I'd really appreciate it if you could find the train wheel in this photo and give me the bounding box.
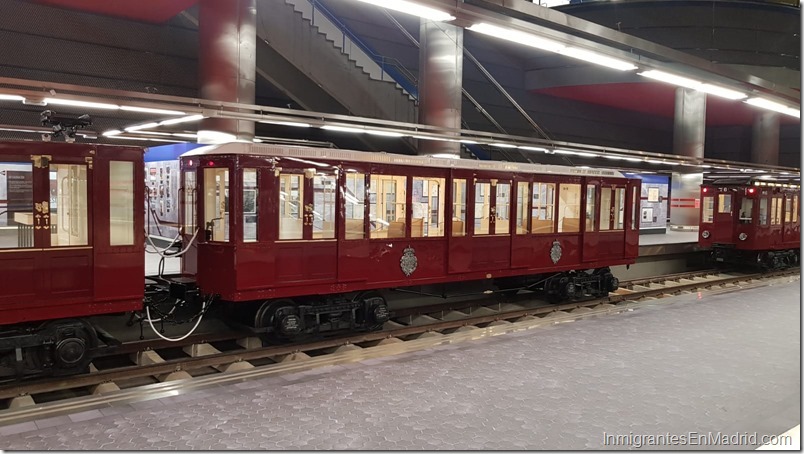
[354,291,390,331]
[254,299,303,343]
[33,319,98,376]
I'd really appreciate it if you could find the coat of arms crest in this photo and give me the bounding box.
[550,240,562,264]
[400,246,418,276]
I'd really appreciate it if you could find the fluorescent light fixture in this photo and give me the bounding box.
[468,23,565,53]
[638,70,701,90]
[604,155,622,160]
[430,153,461,159]
[698,84,746,100]
[560,47,637,71]
[44,98,119,110]
[253,138,263,143]
[491,143,517,148]
[459,139,479,144]
[353,0,455,21]
[518,146,549,152]
[321,125,366,134]
[102,130,123,137]
[412,135,439,141]
[575,151,598,158]
[159,114,204,126]
[129,131,174,136]
[554,149,577,155]
[622,157,642,162]
[260,120,312,128]
[120,106,186,115]
[745,97,800,118]
[109,136,183,144]
[0,94,25,101]
[172,133,198,139]
[197,130,236,144]
[365,129,404,137]
[646,159,665,164]
[125,122,159,132]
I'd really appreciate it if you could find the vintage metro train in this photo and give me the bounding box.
[698,181,800,268]
[0,141,641,375]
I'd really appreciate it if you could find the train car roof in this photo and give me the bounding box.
[182,142,628,179]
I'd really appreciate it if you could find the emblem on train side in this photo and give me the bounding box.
[400,246,418,277]
[550,240,562,264]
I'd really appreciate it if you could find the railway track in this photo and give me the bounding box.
[0,267,798,423]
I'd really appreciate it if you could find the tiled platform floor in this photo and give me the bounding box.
[1,278,799,450]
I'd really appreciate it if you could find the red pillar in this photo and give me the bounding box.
[198,0,256,143]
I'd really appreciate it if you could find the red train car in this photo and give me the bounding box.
[698,181,800,268]
[177,143,641,337]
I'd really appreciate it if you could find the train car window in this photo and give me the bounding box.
[759,198,769,225]
[369,175,407,239]
[585,185,595,232]
[204,168,230,242]
[600,187,612,231]
[495,182,510,235]
[793,196,799,223]
[412,177,445,237]
[109,161,134,246]
[558,184,581,233]
[452,179,466,237]
[531,182,555,234]
[784,197,792,223]
[278,173,303,240]
[770,197,779,225]
[702,196,714,223]
[739,198,753,223]
[717,194,732,214]
[474,181,491,235]
[516,182,529,234]
[312,174,336,239]
[243,169,258,242]
[631,186,638,230]
[183,171,196,235]
[615,187,625,230]
[774,197,783,225]
[344,173,365,239]
[50,164,88,246]
[0,162,33,249]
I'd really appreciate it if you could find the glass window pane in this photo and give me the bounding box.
[474,181,490,235]
[51,164,88,246]
[775,197,783,225]
[631,186,638,230]
[370,175,407,239]
[771,197,778,225]
[495,182,510,235]
[531,182,555,234]
[793,196,798,223]
[739,198,753,223]
[516,182,529,235]
[585,185,595,232]
[312,173,336,239]
[452,179,466,237]
[784,197,792,223]
[759,198,769,225]
[344,173,365,239]
[204,168,229,242]
[600,187,612,231]
[110,161,134,246]
[412,177,445,237]
[558,184,581,233]
[183,171,196,234]
[718,194,732,214]
[278,173,303,240]
[702,196,714,223]
[0,162,33,249]
[243,169,258,242]
[615,187,625,230]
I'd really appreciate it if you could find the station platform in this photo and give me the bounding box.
[1,275,798,449]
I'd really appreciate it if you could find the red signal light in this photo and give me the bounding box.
[748,188,755,194]
[702,187,708,193]
[207,160,214,167]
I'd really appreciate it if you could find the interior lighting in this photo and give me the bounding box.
[468,23,565,53]
[102,130,123,137]
[353,0,455,21]
[44,98,119,110]
[575,151,598,158]
[745,97,800,118]
[622,157,642,162]
[559,47,637,71]
[491,143,518,148]
[518,146,549,152]
[197,130,236,144]
[321,125,366,134]
[412,135,439,140]
[554,149,577,155]
[172,133,198,139]
[260,120,312,128]
[125,122,159,132]
[603,155,622,160]
[120,106,186,115]
[159,114,204,126]
[0,94,25,101]
[365,129,405,137]
[638,70,701,90]
[697,84,747,100]
[431,153,461,159]
[459,139,479,144]
[106,136,183,143]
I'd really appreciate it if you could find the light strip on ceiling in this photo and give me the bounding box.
[321,125,366,134]
[468,23,565,53]
[491,143,518,148]
[365,129,405,137]
[259,120,312,128]
[559,47,637,71]
[353,0,455,21]
[159,114,204,126]
[120,106,187,115]
[518,146,549,152]
[44,98,119,110]
[125,122,159,132]
[745,97,800,118]
[638,70,701,90]
[0,94,25,101]
[697,84,747,100]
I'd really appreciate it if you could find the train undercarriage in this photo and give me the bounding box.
[711,245,800,270]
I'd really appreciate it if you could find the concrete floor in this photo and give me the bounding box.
[3,276,797,450]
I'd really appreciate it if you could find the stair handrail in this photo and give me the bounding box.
[306,0,419,99]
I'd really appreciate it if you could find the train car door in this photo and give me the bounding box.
[338,168,370,282]
[467,173,511,271]
[713,189,735,240]
[35,153,94,304]
[447,169,472,273]
[624,178,641,257]
[581,179,599,262]
[781,193,798,245]
[510,177,532,269]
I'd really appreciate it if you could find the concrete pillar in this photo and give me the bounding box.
[673,88,707,159]
[417,20,463,157]
[751,111,780,166]
[198,0,256,143]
